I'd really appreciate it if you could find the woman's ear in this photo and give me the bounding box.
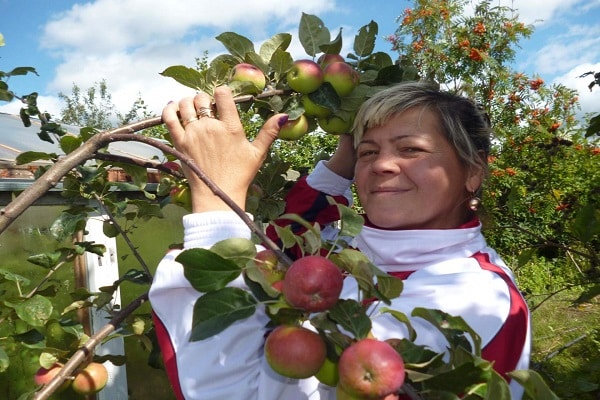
[465,151,486,193]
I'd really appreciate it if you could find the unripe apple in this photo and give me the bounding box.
[170,184,192,211]
[230,63,266,94]
[318,53,345,69]
[318,114,353,135]
[278,114,309,141]
[323,62,360,96]
[72,362,109,395]
[264,325,327,379]
[251,249,286,285]
[282,255,343,312]
[34,363,71,392]
[286,59,324,94]
[314,356,339,387]
[302,95,332,118]
[338,339,405,399]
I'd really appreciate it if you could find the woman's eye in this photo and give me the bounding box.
[358,150,377,158]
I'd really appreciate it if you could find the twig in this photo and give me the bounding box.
[33,292,149,400]
[542,333,588,362]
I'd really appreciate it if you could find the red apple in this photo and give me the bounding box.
[264,325,326,379]
[338,339,405,399]
[318,53,345,69]
[323,62,360,96]
[278,114,309,141]
[34,363,71,392]
[302,95,332,118]
[230,63,266,94]
[336,384,400,400]
[72,362,109,395]
[286,59,323,94]
[282,255,343,312]
[318,114,353,135]
[251,249,286,284]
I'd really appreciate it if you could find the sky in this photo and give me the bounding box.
[1,0,599,122]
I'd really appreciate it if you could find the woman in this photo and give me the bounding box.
[149,81,531,399]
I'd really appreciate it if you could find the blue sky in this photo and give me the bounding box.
[1,0,599,119]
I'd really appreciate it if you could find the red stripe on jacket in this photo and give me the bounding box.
[152,312,185,400]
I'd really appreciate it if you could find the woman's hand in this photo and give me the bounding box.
[162,86,288,213]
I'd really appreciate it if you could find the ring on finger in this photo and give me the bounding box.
[182,116,200,127]
[197,106,216,119]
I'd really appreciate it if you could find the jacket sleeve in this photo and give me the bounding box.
[148,211,330,400]
[266,161,354,258]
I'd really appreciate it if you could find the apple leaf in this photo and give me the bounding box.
[328,299,372,339]
[569,203,600,243]
[298,13,330,57]
[376,274,403,300]
[319,28,343,55]
[9,295,53,327]
[482,371,513,399]
[379,308,416,342]
[259,33,292,65]
[328,197,364,238]
[244,51,268,75]
[394,339,442,367]
[177,248,242,292]
[190,287,257,341]
[353,20,378,58]
[269,48,294,81]
[15,150,58,165]
[210,238,257,268]
[59,134,82,154]
[215,32,255,62]
[160,65,205,91]
[308,84,341,112]
[419,361,493,395]
[412,308,482,355]
[585,113,600,137]
[508,370,560,400]
[204,59,231,93]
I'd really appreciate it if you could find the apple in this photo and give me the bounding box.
[314,356,339,387]
[286,59,324,94]
[230,63,266,94]
[323,62,360,96]
[302,95,332,118]
[338,339,405,399]
[72,362,109,395]
[278,114,309,141]
[318,114,353,135]
[34,363,71,392]
[336,384,400,400]
[251,249,286,284]
[282,255,343,312]
[264,325,326,379]
[170,184,192,211]
[318,53,345,69]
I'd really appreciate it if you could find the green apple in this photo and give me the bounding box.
[230,63,266,94]
[318,115,353,135]
[318,53,345,69]
[314,356,339,387]
[323,62,360,96]
[278,114,309,141]
[286,60,323,94]
[302,95,332,118]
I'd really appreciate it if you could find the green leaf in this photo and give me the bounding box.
[422,361,492,394]
[177,248,242,292]
[483,371,512,399]
[376,274,403,300]
[569,203,599,243]
[573,283,600,304]
[12,295,53,327]
[15,151,58,165]
[0,346,9,373]
[319,28,343,55]
[508,370,560,400]
[210,238,257,268]
[412,308,481,355]
[269,48,294,80]
[585,113,600,137]
[328,196,364,238]
[353,20,378,57]
[0,268,31,286]
[7,66,38,77]
[379,308,416,342]
[27,251,63,269]
[190,287,257,341]
[328,299,372,339]
[259,33,292,64]
[160,65,205,91]
[59,134,82,154]
[216,32,255,62]
[298,13,330,57]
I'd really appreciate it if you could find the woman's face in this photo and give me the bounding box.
[354,107,481,230]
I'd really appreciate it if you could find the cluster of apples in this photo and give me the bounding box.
[250,251,406,399]
[229,54,360,140]
[34,361,109,396]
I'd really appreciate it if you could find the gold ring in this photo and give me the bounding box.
[182,116,199,127]
[197,107,216,119]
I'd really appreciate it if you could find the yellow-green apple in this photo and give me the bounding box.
[278,114,309,141]
[323,62,360,96]
[338,339,405,399]
[170,183,192,211]
[286,60,323,94]
[251,249,286,285]
[314,356,339,386]
[230,63,266,94]
[318,114,353,135]
[264,325,327,379]
[282,255,343,312]
[302,95,332,118]
[34,363,71,392]
[72,362,109,395]
[318,53,345,69]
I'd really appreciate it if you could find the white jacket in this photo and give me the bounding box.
[149,162,531,399]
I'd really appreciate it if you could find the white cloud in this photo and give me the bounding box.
[552,63,600,119]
